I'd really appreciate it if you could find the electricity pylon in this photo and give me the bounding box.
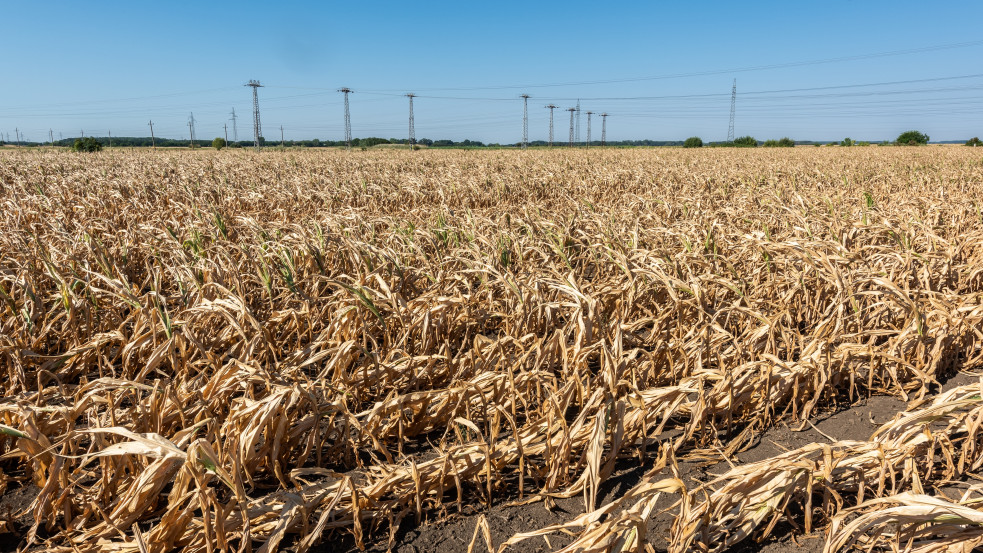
[245,80,264,149]
[545,104,558,147]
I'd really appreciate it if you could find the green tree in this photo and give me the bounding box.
[895,130,929,145]
[71,137,102,152]
[966,137,982,147]
[733,136,758,147]
[840,137,854,147]
[764,137,794,147]
[683,136,703,148]
[212,137,227,150]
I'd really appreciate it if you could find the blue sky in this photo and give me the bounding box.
[2,1,982,143]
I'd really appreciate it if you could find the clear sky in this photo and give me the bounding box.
[2,1,982,143]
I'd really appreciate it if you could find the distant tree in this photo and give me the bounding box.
[857,141,871,146]
[733,136,758,147]
[360,137,391,147]
[764,137,795,147]
[212,137,227,150]
[840,137,854,147]
[896,130,929,145]
[417,138,434,146]
[683,136,703,148]
[71,137,102,152]
[966,137,982,147]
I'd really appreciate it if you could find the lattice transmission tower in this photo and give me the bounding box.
[406,93,416,149]
[601,113,608,146]
[245,80,264,149]
[566,108,576,147]
[575,99,581,143]
[586,111,593,148]
[727,79,736,142]
[230,108,239,144]
[520,94,530,149]
[545,104,558,147]
[339,88,353,149]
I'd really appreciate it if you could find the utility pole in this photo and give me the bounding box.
[14,128,19,146]
[586,111,593,149]
[230,108,239,144]
[406,93,416,149]
[566,107,576,147]
[520,94,530,149]
[575,99,581,144]
[280,125,284,147]
[245,80,264,149]
[727,79,737,142]
[81,130,84,138]
[224,123,229,146]
[108,130,112,148]
[148,120,155,149]
[188,121,194,148]
[339,87,353,149]
[601,113,608,146]
[49,129,54,146]
[545,104,558,147]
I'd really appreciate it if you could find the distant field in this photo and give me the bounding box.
[2,147,983,553]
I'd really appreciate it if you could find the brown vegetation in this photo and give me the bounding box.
[1,147,982,552]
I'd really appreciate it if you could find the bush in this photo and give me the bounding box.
[762,137,794,148]
[896,130,929,145]
[71,137,102,152]
[212,137,227,150]
[733,136,758,147]
[966,137,982,147]
[683,136,703,148]
[840,138,854,147]
[857,141,871,146]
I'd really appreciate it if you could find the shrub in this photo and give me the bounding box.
[212,137,227,150]
[733,136,758,147]
[857,141,871,146]
[683,137,703,148]
[966,137,982,147]
[71,137,102,152]
[841,138,854,147]
[896,130,929,145]
[766,137,796,148]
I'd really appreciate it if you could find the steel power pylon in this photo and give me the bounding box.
[575,99,581,143]
[245,80,264,149]
[339,88,353,149]
[601,113,609,146]
[545,104,558,147]
[188,112,197,148]
[586,111,593,149]
[230,108,239,144]
[727,79,736,142]
[566,108,576,147]
[406,93,416,149]
[520,94,530,149]
[148,120,155,148]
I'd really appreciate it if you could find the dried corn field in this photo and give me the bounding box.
[2,146,983,553]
